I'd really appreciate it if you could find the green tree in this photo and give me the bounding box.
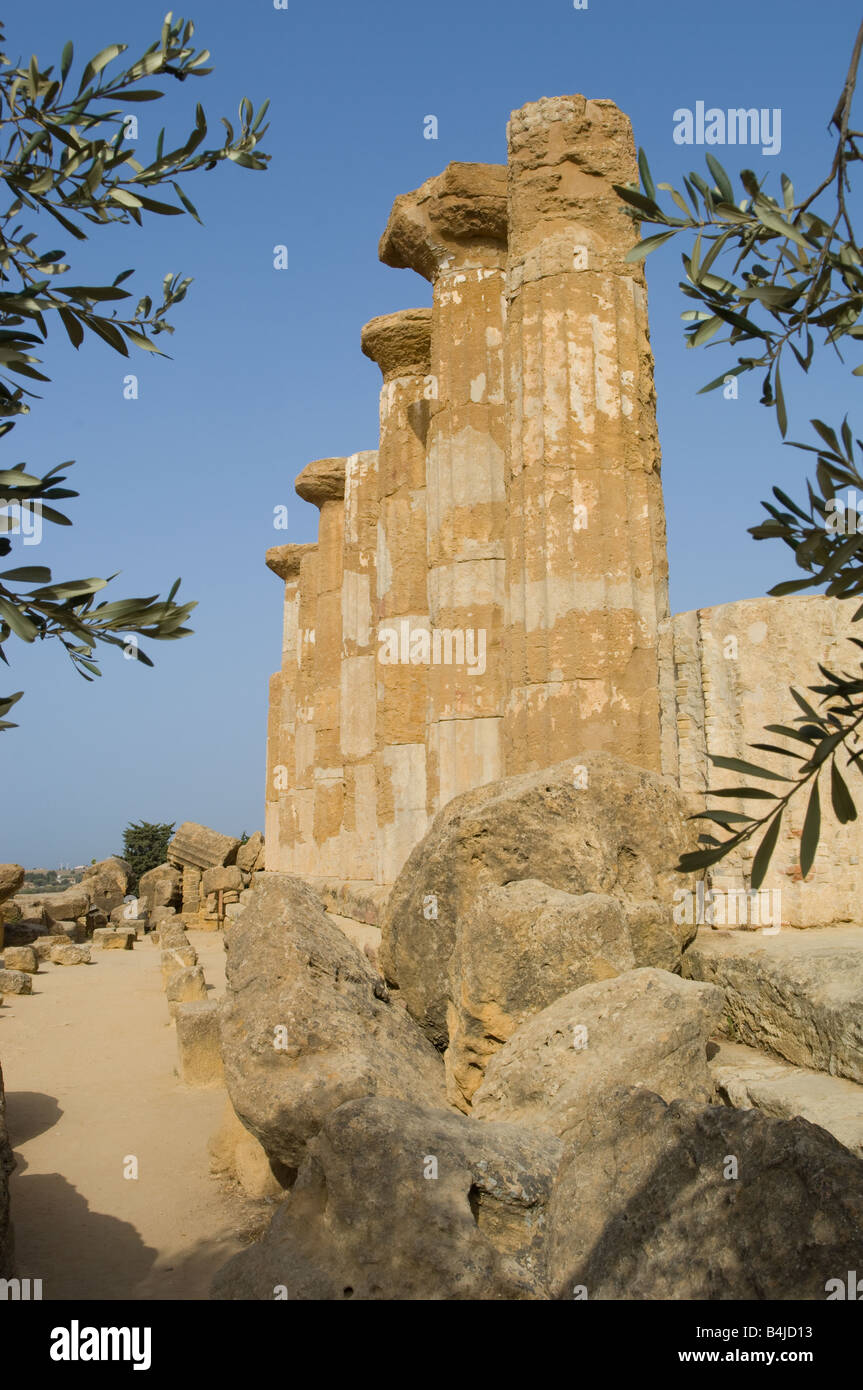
[121,819,175,892]
[616,20,863,885]
[0,12,270,729]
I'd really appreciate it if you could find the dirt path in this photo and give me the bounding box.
[1,929,255,1300]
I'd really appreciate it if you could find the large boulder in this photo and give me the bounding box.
[381,753,697,1048]
[39,890,90,925]
[0,865,24,903]
[168,823,239,870]
[79,857,131,911]
[0,1058,14,1277]
[445,881,635,1109]
[212,1095,561,1300]
[473,968,723,1137]
[545,1087,863,1300]
[220,874,446,1175]
[236,832,264,875]
[137,863,181,915]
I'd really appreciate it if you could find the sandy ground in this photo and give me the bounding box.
[1,928,261,1300]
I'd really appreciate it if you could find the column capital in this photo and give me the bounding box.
[379,162,507,281]
[265,542,315,581]
[361,308,432,382]
[295,457,346,508]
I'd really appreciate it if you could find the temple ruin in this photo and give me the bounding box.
[263,93,863,923]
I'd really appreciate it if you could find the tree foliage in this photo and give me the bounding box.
[614,20,863,884]
[121,818,175,892]
[0,13,270,727]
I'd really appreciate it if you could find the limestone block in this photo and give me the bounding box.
[167,965,207,1019]
[208,1098,284,1200]
[40,891,89,924]
[473,968,724,1136]
[138,862,181,913]
[168,823,240,871]
[175,1000,224,1087]
[50,944,91,966]
[33,933,72,960]
[80,857,131,910]
[160,944,198,987]
[2,946,37,974]
[0,865,24,903]
[202,865,243,896]
[236,832,264,874]
[92,927,131,950]
[668,595,863,926]
[0,970,31,995]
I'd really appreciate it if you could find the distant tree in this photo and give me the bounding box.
[121,819,174,891]
[0,13,270,729]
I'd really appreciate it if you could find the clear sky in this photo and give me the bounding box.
[1,0,857,866]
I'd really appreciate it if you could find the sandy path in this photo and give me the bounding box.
[1,929,251,1300]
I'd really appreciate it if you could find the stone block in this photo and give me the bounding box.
[50,944,91,966]
[0,969,31,995]
[175,1000,223,1087]
[167,966,208,1019]
[2,946,37,974]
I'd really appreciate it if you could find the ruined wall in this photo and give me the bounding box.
[667,595,863,926]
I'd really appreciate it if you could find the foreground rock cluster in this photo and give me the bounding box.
[214,753,863,1300]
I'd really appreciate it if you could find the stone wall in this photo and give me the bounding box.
[665,595,863,926]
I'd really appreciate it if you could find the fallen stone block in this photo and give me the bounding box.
[208,1097,284,1200]
[2,946,38,974]
[211,1095,562,1300]
[50,944,91,966]
[167,965,207,1018]
[221,874,446,1174]
[0,969,32,995]
[160,944,198,988]
[92,927,132,950]
[473,968,724,1139]
[33,933,72,960]
[545,1087,863,1300]
[176,1000,223,1087]
[202,865,243,896]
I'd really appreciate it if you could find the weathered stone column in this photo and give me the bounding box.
[380,163,508,814]
[264,543,315,872]
[361,309,433,885]
[290,543,319,876]
[340,449,379,881]
[503,96,671,775]
[296,458,347,878]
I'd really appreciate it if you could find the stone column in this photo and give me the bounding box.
[340,449,379,881]
[361,309,433,885]
[290,543,319,876]
[264,543,315,873]
[296,457,348,878]
[380,162,508,815]
[503,96,671,776]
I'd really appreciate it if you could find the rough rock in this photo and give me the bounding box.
[382,752,697,1047]
[50,944,91,966]
[445,880,635,1109]
[138,862,181,913]
[682,925,863,1083]
[0,1058,15,1277]
[473,968,723,1138]
[80,857,130,910]
[545,1087,863,1300]
[220,874,446,1173]
[0,970,31,996]
[0,865,24,902]
[212,1095,561,1300]
[236,833,263,875]
[161,944,198,987]
[2,946,37,974]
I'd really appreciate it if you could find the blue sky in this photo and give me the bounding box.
[1,0,857,865]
